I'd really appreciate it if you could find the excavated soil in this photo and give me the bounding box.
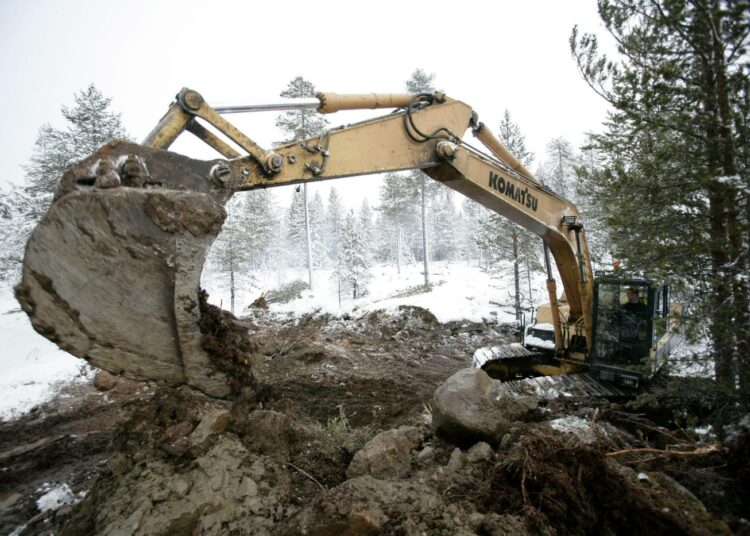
[1,304,748,535]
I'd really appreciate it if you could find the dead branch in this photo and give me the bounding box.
[272,458,327,492]
[606,443,723,458]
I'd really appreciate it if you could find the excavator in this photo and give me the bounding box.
[16,88,684,399]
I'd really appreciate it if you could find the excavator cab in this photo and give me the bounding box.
[589,276,671,386]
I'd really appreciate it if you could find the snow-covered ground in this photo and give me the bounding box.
[202,260,547,325]
[0,286,92,421]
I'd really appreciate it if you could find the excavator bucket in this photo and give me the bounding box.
[15,141,236,398]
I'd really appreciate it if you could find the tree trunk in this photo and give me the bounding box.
[702,52,735,387]
[229,245,236,315]
[512,227,521,323]
[396,218,402,275]
[710,4,749,406]
[303,184,313,290]
[421,175,430,286]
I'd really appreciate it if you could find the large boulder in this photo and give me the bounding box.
[432,368,538,447]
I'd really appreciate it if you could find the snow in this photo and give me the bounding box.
[202,260,542,325]
[524,334,556,350]
[35,482,84,512]
[472,344,527,369]
[0,285,92,421]
[549,415,604,443]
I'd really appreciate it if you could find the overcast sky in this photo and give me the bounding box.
[0,0,614,207]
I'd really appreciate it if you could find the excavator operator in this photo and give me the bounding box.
[622,286,648,315]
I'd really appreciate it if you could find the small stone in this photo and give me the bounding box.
[446,448,464,471]
[499,433,513,450]
[467,512,485,530]
[416,446,435,461]
[165,421,194,439]
[189,410,232,454]
[234,477,258,499]
[169,475,191,496]
[466,442,493,463]
[210,469,226,491]
[93,370,118,391]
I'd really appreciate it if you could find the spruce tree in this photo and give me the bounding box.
[207,196,251,314]
[285,188,307,271]
[488,110,543,321]
[378,172,419,273]
[538,137,578,202]
[358,199,375,263]
[241,190,280,275]
[325,187,344,266]
[335,210,372,300]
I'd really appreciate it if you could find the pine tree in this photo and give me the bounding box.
[2,85,129,283]
[275,76,329,289]
[275,77,328,143]
[24,84,129,212]
[571,0,750,404]
[405,68,436,94]
[405,68,440,285]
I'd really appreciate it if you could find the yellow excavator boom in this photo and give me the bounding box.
[17,88,594,397]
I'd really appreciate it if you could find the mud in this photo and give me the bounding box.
[2,309,747,535]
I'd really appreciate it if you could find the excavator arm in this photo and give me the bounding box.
[18,88,593,398]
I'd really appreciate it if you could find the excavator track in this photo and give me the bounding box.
[473,344,652,400]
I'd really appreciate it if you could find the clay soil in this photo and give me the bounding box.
[1,306,748,535]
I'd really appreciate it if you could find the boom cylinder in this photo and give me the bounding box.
[316,93,416,114]
[472,123,539,184]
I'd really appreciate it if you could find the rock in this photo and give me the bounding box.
[432,368,538,447]
[396,425,425,448]
[446,448,465,471]
[467,512,486,531]
[93,370,118,391]
[416,446,435,461]
[189,409,232,455]
[69,435,290,535]
[240,410,297,459]
[346,429,413,479]
[162,421,194,456]
[466,441,493,463]
[285,476,443,534]
[499,433,513,450]
[480,513,530,536]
